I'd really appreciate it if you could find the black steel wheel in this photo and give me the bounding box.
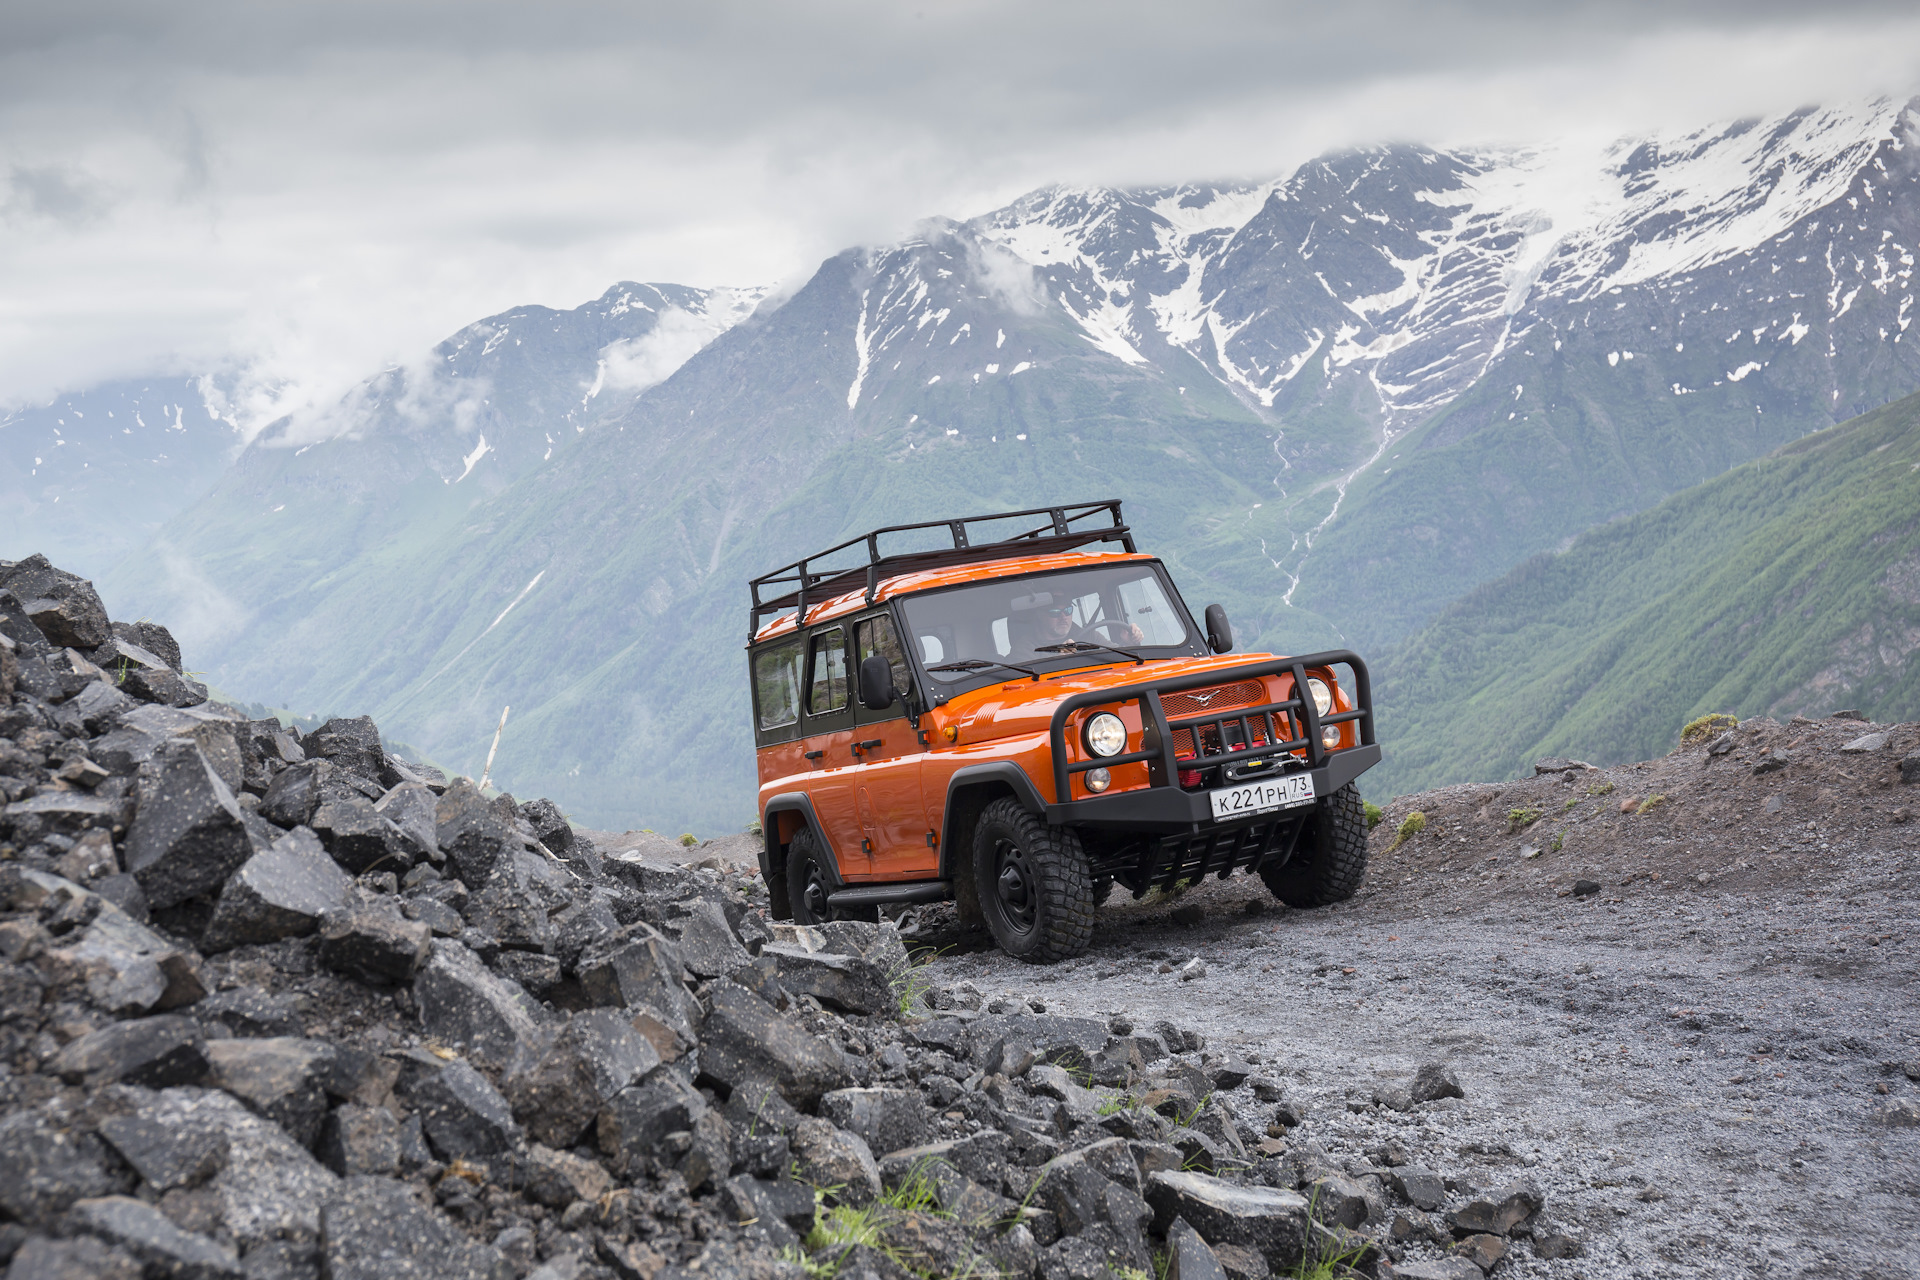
[785,827,836,925]
[1260,781,1369,907]
[971,798,1094,963]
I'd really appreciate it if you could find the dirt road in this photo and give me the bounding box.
[907,718,1920,1278]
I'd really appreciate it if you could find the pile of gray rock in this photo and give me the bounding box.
[0,554,1556,1280]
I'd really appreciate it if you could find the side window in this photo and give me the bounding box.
[753,639,804,730]
[856,614,910,695]
[806,628,849,715]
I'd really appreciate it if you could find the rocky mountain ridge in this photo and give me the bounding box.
[75,96,1920,832]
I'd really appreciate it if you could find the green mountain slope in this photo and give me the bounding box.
[1372,390,1920,798]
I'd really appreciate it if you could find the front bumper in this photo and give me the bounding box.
[1043,649,1380,835]
[1047,742,1381,832]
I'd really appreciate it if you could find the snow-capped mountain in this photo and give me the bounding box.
[96,97,1920,834]
[958,99,1920,644]
[0,377,239,574]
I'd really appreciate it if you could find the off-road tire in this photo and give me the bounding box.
[972,798,1094,963]
[1260,782,1368,908]
[786,827,837,925]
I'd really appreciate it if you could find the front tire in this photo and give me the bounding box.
[786,827,836,925]
[972,798,1094,963]
[1260,782,1368,907]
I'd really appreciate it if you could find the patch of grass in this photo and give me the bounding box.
[1507,806,1543,832]
[678,833,699,847]
[1587,780,1615,796]
[1363,800,1384,830]
[1549,830,1564,853]
[1680,712,1738,745]
[1562,797,1578,811]
[1385,810,1426,852]
[888,946,946,1018]
[1096,1092,1138,1117]
[804,1201,887,1254]
[1637,793,1668,815]
[779,1245,839,1279]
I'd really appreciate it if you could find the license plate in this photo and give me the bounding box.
[1209,773,1315,821]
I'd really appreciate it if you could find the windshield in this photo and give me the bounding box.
[899,563,1196,683]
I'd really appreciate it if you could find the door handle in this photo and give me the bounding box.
[804,750,824,761]
[852,739,883,757]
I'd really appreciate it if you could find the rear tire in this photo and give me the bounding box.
[972,798,1094,963]
[1260,782,1368,908]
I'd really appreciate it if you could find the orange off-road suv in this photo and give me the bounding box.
[747,501,1380,963]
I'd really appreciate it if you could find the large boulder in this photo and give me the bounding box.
[123,743,258,910]
[435,778,515,888]
[699,981,852,1110]
[1145,1171,1309,1270]
[205,1038,340,1150]
[392,1054,519,1160]
[33,873,204,1014]
[597,1071,710,1174]
[575,924,699,1040]
[258,759,332,828]
[48,1014,210,1089]
[122,1088,340,1249]
[0,1110,126,1226]
[316,904,431,984]
[311,796,412,876]
[820,1087,935,1158]
[112,619,183,671]
[413,939,552,1072]
[0,554,112,649]
[303,716,385,782]
[68,1195,245,1279]
[505,1008,662,1149]
[319,1176,506,1280]
[790,1117,881,1205]
[98,1112,229,1190]
[201,826,353,953]
[375,782,439,863]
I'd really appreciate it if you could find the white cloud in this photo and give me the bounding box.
[0,3,1914,416]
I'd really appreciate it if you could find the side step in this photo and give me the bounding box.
[826,880,952,908]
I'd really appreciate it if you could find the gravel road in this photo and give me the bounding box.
[904,722,1920,1279]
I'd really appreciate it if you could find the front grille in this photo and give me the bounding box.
[1161,680,1264,718]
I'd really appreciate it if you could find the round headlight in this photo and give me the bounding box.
[1321,726,1342,749]
[1084,712,1127,757]
[1307,677,1334,717]
[1085,767,1112,793]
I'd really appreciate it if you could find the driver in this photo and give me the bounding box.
[1033,599,1145,648]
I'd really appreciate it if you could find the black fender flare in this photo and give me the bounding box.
[760,792,846,890]
[937,763,1048,879]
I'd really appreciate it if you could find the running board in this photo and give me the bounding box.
[827,880,952,907]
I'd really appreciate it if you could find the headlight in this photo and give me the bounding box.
[1085,767,1112,793]
[1084,712,1127,757]
[1321,726,1342,749]
[1307,677,1334,717]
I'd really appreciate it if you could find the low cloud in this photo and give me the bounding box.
[596,302,737,394]
[4,163,115,226]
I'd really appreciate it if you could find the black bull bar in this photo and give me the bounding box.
[1042,651,1381,897]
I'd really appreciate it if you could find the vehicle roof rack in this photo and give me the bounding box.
[748,500,1136,642]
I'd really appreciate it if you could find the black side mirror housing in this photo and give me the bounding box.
[1204,604,1233,654]
[858,654,897,711]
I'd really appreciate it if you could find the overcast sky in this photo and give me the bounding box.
[4,0,1917,430]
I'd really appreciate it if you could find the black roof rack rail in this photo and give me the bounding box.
[747,500,1136,643]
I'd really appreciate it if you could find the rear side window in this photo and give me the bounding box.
[753,639,803,729]
[807,628,849,715]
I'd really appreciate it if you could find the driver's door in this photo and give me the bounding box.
[851,612,935,881]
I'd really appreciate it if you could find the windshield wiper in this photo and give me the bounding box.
[1033,640,1145,665]
[926,658,1042,681]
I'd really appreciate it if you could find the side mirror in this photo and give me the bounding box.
[1204,604,1233,654]
[858,654,897,711]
